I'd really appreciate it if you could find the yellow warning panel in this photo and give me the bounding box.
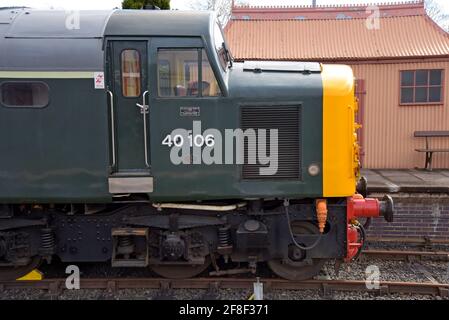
[16,269,43,281]
[321,64,357,197]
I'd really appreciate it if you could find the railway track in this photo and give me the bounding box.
[0,277,448,298]
[366,237,449,245]
[361,249,449,261]
[1,246,447,299]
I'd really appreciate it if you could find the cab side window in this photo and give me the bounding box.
[121,49,141,97]
[157,49,221,97]
[158,49,198,97]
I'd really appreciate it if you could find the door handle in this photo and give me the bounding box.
[136,103,149,114]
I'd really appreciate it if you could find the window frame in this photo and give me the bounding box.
[0,81,50,109]
[156,47,222,99]
[399,69,444,106]
[158,59,171,97]
[200,48,222,98]
[120,48,142,98]
[214,23,229,71]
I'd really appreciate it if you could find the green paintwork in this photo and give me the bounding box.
[0,78,111,203]
[0,35,323,204]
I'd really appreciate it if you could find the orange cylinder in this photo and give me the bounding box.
[316,199,328,234]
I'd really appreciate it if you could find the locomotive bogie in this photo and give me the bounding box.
[0,200,348,279]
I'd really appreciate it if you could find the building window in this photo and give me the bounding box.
[400,69,443,105]
[121,49,141,97]
[1,82,49,108]
[157,49,221,97]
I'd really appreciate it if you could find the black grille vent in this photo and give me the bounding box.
[241,106,301,180]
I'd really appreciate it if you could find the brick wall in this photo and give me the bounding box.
[365,194,449,240]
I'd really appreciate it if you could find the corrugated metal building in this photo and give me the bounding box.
[225,1,449,169]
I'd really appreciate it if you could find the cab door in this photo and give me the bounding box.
[148,38,226,199]
[107,40,153,194]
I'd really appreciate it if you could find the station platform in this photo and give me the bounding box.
[362,169,449,240]
[363,169,449,194]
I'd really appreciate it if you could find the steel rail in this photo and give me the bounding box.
[0,278,448,297]
[366,237,449,245]
[362,249,449,261]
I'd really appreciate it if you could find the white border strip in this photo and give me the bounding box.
[0,71,96,79]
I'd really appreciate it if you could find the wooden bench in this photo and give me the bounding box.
[414,131,449,170]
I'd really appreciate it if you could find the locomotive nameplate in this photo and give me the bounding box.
[180,106,200,117]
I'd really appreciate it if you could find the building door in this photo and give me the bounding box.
[107,40,153,194]
[355,79,366,167]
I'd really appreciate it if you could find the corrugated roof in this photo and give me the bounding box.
[231,1,425,20]
[225,15,449,61]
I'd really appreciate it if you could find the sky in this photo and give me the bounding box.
[0,0,448,14]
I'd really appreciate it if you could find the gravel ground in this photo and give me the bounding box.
[1,287,447,300]
[320,259,449,283]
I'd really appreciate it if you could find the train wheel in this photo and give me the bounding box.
[0,256,42,281]
[150,257,211,279]
[268,222,327,281]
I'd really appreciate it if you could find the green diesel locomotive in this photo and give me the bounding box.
[0,8,393,281]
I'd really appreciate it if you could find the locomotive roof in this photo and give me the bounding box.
[0,9,213,38]
[105,10,213,37]
[0,9,214,71]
